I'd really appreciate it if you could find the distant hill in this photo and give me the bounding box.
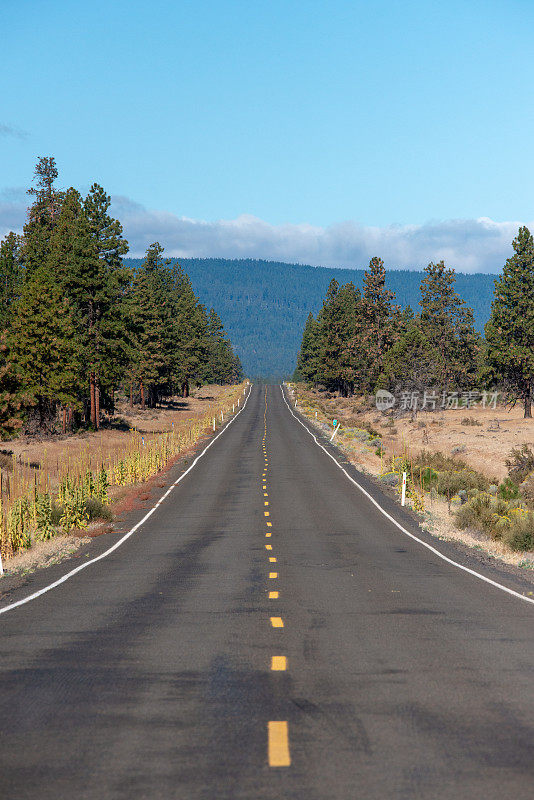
[125,258,497,380]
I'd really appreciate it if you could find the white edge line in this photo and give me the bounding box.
[0,386,253,616]
[280,384,534,607]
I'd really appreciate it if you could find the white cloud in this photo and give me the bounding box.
[0,191,528,274]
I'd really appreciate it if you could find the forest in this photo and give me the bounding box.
[295,228,534,418]
[0,158,242,439]
[142,257,499,380]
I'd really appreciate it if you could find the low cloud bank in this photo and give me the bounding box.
[0,191,528,274]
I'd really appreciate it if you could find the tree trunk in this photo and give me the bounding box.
[62,407,67,434]
[129,382,133,408]
[182,380,189,398]
[525,387,532,418]
[140,380,145,410]
[90,372,97,428]
[95,384,100,430]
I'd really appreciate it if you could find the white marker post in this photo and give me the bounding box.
[233,404,235,413]
[401,471,407,506]
[0,553,3,577]
[238,398,240,407]
[330,422,341,442]
[221,411,223,422]
[213,417,215,431]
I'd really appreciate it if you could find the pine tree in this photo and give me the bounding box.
[0,333,30,438]
[295,312,321,383]
[0,232,22,328]
[379,321,440,394]
[360,257,400,390]
[22,156,64,276]
[171,267,209,396]
[205,309,235,384]
[69,183,130,427]
[10,261,81,426]
[419,260,479,389]
[126,243,168,408]
[485,226,534,417]
[317,280,360,395]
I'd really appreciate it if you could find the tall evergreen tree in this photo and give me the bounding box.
[0,232,22,328]
[172,267,209,396]
[360,256,400,389]
[22,156,64,276]
[317,279,361,395]
[485,226,534,417]
[419,260,479,389]
[69,183,130,427]
[126,243,168,408]
[295,312,321,384]
[10,260,81,426]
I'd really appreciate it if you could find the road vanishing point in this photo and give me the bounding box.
[1,384,534,799]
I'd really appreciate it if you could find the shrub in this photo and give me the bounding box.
[461,417,482,426]
[498,478,520,500]
[84,497,113,522]
[506,444,534,483]
[50,501,64,526]
[504,514,534,551]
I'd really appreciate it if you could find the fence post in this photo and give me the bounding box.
[401,472,407,506]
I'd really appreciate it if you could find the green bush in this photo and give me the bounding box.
[506,444,534,483]
[504,514,534,551]
[50,501,64,526]
[84,497,112,522]
[498,478,520,500]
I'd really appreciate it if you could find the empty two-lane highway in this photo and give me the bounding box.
[0,384,533,799]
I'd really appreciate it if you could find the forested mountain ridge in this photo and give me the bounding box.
[124,257,498,379]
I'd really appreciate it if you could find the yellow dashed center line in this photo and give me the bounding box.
[269,557,277,562]
[270,617,284,628]
[269,572,278,579]
[265,544,272,550]
[271,656,287,671]
[268,721,290,767]
[269,590,279,598]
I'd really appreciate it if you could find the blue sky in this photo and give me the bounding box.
[1,0,534,271]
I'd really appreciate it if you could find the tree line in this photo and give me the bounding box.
[295,227,534,418]
[0,157,242,436]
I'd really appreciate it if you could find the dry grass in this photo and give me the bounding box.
[0,383,246,562]
[292,384,534,565]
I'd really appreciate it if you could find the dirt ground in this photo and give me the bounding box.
[292,385,534,567]
[299,389,534,482]
[1,384,238,485]
[1,384,245,575]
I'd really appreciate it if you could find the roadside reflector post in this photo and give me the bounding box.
[401,471,407,506]
[330,422,341,442]
[213,417,215,431]
[0,553,4,577]
[238,398,240,407]
[221,411,223,422]
[233,404,235,413]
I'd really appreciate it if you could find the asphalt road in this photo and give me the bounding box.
[1,384,534,799]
